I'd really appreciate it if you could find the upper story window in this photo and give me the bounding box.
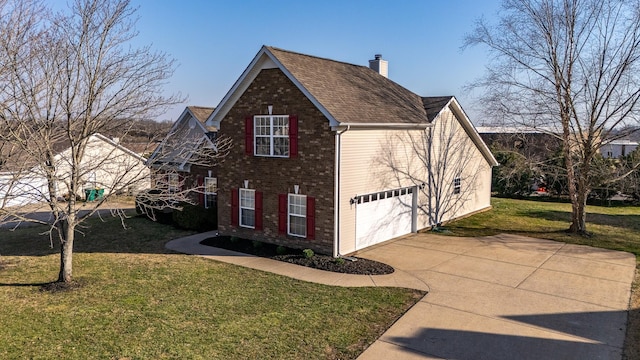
[254,115,289,157]
[245,114,297,158]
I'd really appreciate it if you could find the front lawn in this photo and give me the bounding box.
[446,197,640,256]
[0,215,423,359]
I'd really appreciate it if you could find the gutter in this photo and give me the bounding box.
[333,125,350,258]
[333,123,431,129]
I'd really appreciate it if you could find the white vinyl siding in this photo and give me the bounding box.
[338,106,493,254]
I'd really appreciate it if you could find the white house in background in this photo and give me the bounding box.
[601,139,639,158]
[0,133,149,208]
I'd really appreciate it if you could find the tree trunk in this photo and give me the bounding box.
[57,219,75,283]
[569,189,588,234]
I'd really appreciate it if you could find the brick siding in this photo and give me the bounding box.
[217,68,335,254]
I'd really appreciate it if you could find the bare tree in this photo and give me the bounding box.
[465,0,640,234]
[0,0,184,283]
[138,120,232,221]
[378,109,490,228]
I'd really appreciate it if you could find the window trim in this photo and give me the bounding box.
[453,177,461,195]
[168,173,180,193]
[204,177,217,209]
[253,114,290,158]
[239,188,255,228]
[288,193,307,238]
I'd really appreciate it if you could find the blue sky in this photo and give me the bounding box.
[130,0,502,123]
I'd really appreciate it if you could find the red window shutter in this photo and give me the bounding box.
[255,191,263,230]
[278,194,287,234]
[306,196,315,239]
[197,175,204,206]
[231,188,239,226]
[245,116,253,155]
[289,115,298,158]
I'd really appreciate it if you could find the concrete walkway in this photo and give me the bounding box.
[165,232,637,360]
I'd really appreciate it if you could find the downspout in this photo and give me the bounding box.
[427,125,433,226]
[333,125,350,258]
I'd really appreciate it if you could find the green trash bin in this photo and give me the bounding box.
[97,188,104,200]
[85,189,96,201]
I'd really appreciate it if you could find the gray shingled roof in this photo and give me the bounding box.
[422,96,454,122]
[267,47,439,125]
[187,106,215,124]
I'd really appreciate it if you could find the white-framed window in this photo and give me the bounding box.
[288,194,306,237]
[204,177,217,209]
[168,173,180,193]
[239,188,255,228]
[453,177,461,194]
[254,115,289,157]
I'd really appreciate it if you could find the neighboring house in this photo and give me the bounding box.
[204,46,497,256]
[0,133,149,208]
[601,139,639,158]
[146,106,218,208]
[476,126,563,159]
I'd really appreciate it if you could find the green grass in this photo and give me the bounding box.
[445,197,640,257]
[0,215,423,359]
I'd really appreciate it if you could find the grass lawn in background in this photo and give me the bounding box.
[444,197,640,360]
[0,214,423,360]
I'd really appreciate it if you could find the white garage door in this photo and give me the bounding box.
[355,187,413,250]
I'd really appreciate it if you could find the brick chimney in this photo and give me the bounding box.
[369,54,388,78]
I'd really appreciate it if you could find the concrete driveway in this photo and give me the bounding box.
[356,233,637,360]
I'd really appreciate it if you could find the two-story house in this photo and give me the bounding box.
[205,46,497,257]
[147,106,218,208]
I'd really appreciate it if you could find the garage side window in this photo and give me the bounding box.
[453,177,461,194]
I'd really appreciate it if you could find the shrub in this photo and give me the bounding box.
[334,257,345,265]
[302,249,314,259]
[276,246,287,255]
[172,202,217,231]
[252,240,263,249]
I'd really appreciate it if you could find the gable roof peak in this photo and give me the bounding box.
[264,46,368,70]
[186,106,215,124]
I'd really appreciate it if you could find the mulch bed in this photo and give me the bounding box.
[200,236,394,275]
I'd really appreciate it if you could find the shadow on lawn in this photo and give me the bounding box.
[525,210,640,231]
[0,215,197,256]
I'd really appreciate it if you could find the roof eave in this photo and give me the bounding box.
[331,122,432,130]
